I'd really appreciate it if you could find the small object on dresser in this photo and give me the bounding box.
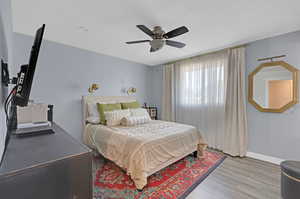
[17,121,52,129]
[15,122,54,137]
[143,105,158,120]
[15,127,55,137]
[15,104,55,137]
[17,103,49,124]
[17,104,53,127]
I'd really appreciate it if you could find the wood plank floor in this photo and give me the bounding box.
[187,156,281,199]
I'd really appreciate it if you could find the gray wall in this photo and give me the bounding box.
[0,0,13,162]
[13,33,152,140]
[0,0,13,64]
[246,30,300,160]
[150,30,300,160]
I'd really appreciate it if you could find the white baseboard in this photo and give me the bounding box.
[246,152,284,165]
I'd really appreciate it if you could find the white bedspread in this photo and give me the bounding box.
[84,120,206,189]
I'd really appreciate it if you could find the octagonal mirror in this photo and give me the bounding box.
[248,61,298,113]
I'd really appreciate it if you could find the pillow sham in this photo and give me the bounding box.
[121,115,151,126]
[104,109,131,126]
[97,103,122,124]
[121,101,140,109]
[130,108,151,119]
[87,102,99,118]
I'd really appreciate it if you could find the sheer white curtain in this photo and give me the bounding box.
[174,51,228,150]
[162,48,247,156]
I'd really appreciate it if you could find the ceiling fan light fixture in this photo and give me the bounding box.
[126,25,189,52]
[150,39,165,52]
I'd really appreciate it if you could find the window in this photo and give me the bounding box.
[177,54,226,107]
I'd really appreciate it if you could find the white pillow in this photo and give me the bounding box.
[121,116,151,126]
[86,116,100,124]
[130,108,151,119]
[104,109,131,126]
[86,103,100,124]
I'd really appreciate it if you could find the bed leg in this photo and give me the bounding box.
[193,151,198,158]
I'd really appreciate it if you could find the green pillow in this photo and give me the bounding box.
[97,103,122,124]
[121,101,140,109]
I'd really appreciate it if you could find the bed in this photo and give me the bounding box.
[82,96,207,190]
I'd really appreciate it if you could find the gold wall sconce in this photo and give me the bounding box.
[127,87,137,95]
[88,83,99,93]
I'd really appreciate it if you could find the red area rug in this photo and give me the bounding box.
[93,151,225,199]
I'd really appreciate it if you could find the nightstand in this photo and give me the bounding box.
[143,106,158,120]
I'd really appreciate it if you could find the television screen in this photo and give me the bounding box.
[15,24,45,107]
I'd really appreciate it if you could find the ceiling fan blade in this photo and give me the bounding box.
[137,25,154,38]
[163,26,189,39]
[166,40,186,48]
[126,40,150,44]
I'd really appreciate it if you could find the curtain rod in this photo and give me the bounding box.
[163,44,248,66]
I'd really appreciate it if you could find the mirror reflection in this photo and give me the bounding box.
[253,66,293,109]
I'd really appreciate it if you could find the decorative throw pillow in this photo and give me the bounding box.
[121,115,151,126]
[97,103,122,124]
[104,109,131,126]
[130,108,151,119]
[121,101,140,109]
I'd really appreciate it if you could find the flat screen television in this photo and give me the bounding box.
[1,24,45,166]
[15,24,45,106]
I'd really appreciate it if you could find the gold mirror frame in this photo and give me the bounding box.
[248,61,298,113]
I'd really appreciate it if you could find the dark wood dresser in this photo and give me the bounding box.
[0,123,92,199]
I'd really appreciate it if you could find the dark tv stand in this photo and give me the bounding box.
[0,123,92,199]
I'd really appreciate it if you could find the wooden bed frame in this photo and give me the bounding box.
[82,96,203,188]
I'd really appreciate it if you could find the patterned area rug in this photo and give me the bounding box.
[93,151,226,199]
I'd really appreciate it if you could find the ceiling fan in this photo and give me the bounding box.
[126,25,189,52]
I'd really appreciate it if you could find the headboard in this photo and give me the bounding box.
[82,96,136,128]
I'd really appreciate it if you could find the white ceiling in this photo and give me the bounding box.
[12,0,300,66]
